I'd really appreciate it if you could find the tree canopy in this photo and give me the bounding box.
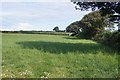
[66,11,114,39]
[53,26,59,32]
[66,21,80,34]
[73,2,120,31]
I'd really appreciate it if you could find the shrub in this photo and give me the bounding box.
[95,31,120,51]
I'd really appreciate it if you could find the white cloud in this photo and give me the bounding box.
[12,23,38,31]
[0,12,12,17]
[0,12,38,18]
[1,2,74,17]
[1,2,92,31]
[1,23,36,31]
[0,0,70,2]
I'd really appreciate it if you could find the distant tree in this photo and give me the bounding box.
[53,26,59,32]
[66,21,80,34]
[72,2,120,31]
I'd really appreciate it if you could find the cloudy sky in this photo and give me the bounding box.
[1,1,92,31]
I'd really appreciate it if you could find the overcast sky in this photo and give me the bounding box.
[1,1,92,31]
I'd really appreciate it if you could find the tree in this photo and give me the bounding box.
[118,23,120,32]
[79,11,114,39]
[66,11,114,38]
[72,2,120,31]
[53,26,59,32]
[66,21,80,34]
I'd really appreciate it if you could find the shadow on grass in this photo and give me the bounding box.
[17,41,114,54]
[62,36,81,40]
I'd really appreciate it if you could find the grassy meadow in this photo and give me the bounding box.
[2,33,119,78]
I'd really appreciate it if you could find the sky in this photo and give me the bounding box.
[0,1,92,31]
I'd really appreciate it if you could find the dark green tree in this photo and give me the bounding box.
[79,11,114,39]
[72,2,120,31]
[53,26,59,32]
[66,21,80,34]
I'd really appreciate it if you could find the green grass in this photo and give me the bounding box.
[2,33,118,78]
[0,33,2,78]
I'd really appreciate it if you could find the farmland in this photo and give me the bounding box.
[2,33,118,78]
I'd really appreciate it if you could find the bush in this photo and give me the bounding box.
[95,31,120,51]
[76,32,93,39]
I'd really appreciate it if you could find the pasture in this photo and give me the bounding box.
[2,33,118,78]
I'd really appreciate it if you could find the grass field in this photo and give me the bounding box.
[2,33,118,78]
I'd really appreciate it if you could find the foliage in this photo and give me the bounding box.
[73,2,120,32]
[78,11,114,39]
[53,26,59,32]
[95,31,120,51]
[66,21,80,34]
[66,11,114,39]
[2,33,118,78]
[73,2,120,22]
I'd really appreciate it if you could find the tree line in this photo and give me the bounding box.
[66,2,120,51]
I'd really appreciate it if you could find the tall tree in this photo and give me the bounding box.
[72,2,120,31]
[79,11,114,39]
